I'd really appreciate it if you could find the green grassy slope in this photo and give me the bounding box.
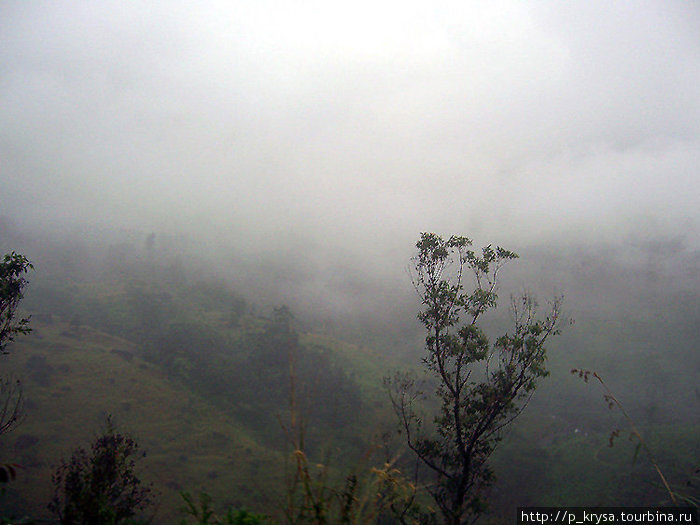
[0,320,286,523]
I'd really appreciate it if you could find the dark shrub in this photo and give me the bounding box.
[48,416,154,524]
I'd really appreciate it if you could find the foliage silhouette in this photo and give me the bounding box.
[49,416,154,524]
[0,251,33,486]
[0,252,33,356]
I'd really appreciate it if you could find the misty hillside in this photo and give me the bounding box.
[0,233,397,522]
[1,1,699,523]
[0,224,698,522]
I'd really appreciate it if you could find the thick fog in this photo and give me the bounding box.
[1,6,699,520]
[1,1,699,324]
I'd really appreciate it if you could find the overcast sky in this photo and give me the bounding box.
[1,1,699,262]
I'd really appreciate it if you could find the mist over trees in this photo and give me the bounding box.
[0,2,698,520]
[0,218,698,522]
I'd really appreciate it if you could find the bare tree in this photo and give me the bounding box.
[387,233,562,524]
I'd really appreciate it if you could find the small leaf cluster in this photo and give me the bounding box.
[0,252,33,354]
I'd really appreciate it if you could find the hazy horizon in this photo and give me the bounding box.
[2,1,698,256]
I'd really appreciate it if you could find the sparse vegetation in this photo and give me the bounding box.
[179,492,268,525]
[571,369,699,508]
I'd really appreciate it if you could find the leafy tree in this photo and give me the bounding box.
[49,416,154,525]
[387,233,562,524]
[0,252,33,355]
[0,252,32,442]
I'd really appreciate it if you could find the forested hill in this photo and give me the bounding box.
[0,235,396,522]
[0,228,698,522]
